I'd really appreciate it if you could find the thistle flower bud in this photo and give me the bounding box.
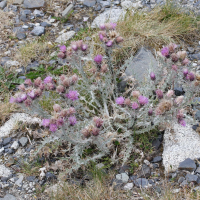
[156,89,163,99]
[59,45,66,53]
[166,90,174,98]
[148,108,153,116]
[93,117,103,128]
[132,91,140,98]
[68,107,76,115]
[60,109,68,118]
[99,34,104,41]
[24,99,32,107]
[24,79,32,86]
[92,127,99,136]
[99,31,107,37]
[161,47,169,58]
[28,90,36,100]
[182,58,189,65]
[177,51,187,60]
[150,72,156,81]
[175,96,184,105]
[138,96,149,105]
[46,83,55,90]
[16,93,27,103]
[53,104,61,112]
[44,76,53,84]
[71,42,78,51]
[155,107,163,115]
[168,43,177,53]
[177,109,184,120]
[99,24,106,30]
[116,36,124,43]
[71,74,78,84]
[62,78,71,88]
[18,84,25,91]
[115,96,124,105]
[82,128,91,138]
[39,83,45,90]
[102,37,108,43]
[60,74,66,81]
[76,40,83,48]
[34,77,42,87]
[9,97,16,103]
[186,72,195,81]
[56,85,65,93]
[110,22,117,30]
[34,89,42,97]
[68,116,77,126]
[106,40,113,47]
[57,118,64,127]
[172,65,178,71]
[179,119,186,127]
[81,44,88,51]
[183,68,188,77]
[94,55,103,64]
[57,52,65,59]
[100,64,108,73]
[124,98,131,106]
[132,102,139,110]
[171,53,179,62]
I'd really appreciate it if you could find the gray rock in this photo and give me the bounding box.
[180,180,188,187]
[15,175,24,187]
[137,164,151,178]
[0,194,16,200]
[151,156,162,163]
[195,110,200,121]
[174,84,184,96]
[0,1,7,9]
[185,174,198,183]
[33,9,44,17]
[178,176,185,183]
[16,32,26,40]
[112,179,123,190]
[187,47,195,54]
[11,141,19,150]
[40,22,52,27]
[134,178,149,188]
[3,137,12,146]
[31,26,45,36]
[21,9,31,15]
[62,4,73,17]
[91,8,126,28]
[55,31,75,43]
[19,137,28,147]
[20,15,28,22]
[26,176,36,182]
[26,61,39,71]
[100,1,110,7]
[83,0,96,7]
[195,167,200,174]
[45,172,56,181]
[178,158,196,172]
[152,138,161,150]
[194,186,200,191]
[1,57,10,66]
[191,54,200,60]
[116,173,129,183]
[24,0,45,8]
[13,0,23,5]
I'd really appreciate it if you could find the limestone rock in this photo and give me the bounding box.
[24,0,45,8]
[55,31,75,43]
[0,165,12,177]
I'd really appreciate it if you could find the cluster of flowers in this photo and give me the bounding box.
[41,105,77,132]
[57,40,88,59]
[116,88,186,126]
[99,22,124,47]
[81,117,103,138]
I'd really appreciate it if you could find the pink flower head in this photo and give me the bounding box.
[99,34,104,41]
[60,74,66,82]
[34,77,42,87]
[53,104,61,112]
[179,119,186,127]
[59,45,66,53]
[161,46,169,58]
[115,96,125,105]
[171,53,179,63]
[124,98,131,106]
[56,85,65,93]
[34,89,42,97]
[49,123,58,132]
[116,36,124,43]
[42,119,50,127]
[106,40,113,47]
[156,89,163,99]
[57,118,64,127]
[177,51,187,60]
[99,24,106,30]
[57,52,65,59]
[92,127,99,136]
[68,107,76,115]
[166,90,174,98]
[101,64,108,73]
[168,43,177,53]
[150,72,156,81]
[183,68,189,77]
[132,91,140,98]
[68,116,77,126]
[44,76,53,84]
[110,22,117,30]
[18,84,25,91]
[46,83,55,90]
[172,65,178,71]
[28,90,36,100]
[9,97,16,103]
[66,90,79,101]
[93,117,103,128]
[132,102,139,110]
[138,96,149,106]
[177,109,184,120]
[24,79,32,86]
[71,74,78,84]
[175,96,184,105]
[15,93,27,103]
[76,40,83,48]
[60,109,68,118]
[24,99,32,107]
[62,78,71,88]
[39,83,45,90]
[186,72,195,81]
[182,58,189,66]
[71,42,78,51]
[81,44,88,51]
[94,55,103,64]
[148,108,153,116]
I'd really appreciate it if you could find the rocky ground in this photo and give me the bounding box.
[1,0,200,199]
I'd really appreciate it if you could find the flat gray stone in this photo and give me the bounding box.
[116,173,129,183]
[191,54,200,60]
[137,164,151,178]
[62,4,73,17]
[15,175,24,187]
[31,26,45,36]
[152,156,162,163]
[91,8,126,28]
[178,158,196,172]
[195,167,200,174]
[0,194,16,200]
[13,0,23,5]
[83,0,96,7]
[24,0,45,8]
[19,137,28,147]
[134,178,149,188]
[0,1,7,9]
[185,174,198,183]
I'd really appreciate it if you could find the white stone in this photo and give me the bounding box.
[0,147,4,154]
[172,188,180,193]
[5,61,20,68]
[163,123,200,173]
[15,175,24,187]
[0,165,12,177]
[35,23,40,27]
[4,50,11,56]
[22,25,29,29]
[124,182,133,190]
[11,141,19,150]
[121,1,143,9]
[55,31,75,43]
[50,19,56,23]
[144,159,150,166]
[0,113,41,138]
[116,173,129,183]
[91,8,126,28]
[193,63,197,67]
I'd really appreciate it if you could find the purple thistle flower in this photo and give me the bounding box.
[44,76,53,84]
[150,72,156,81]
[172,65,178,71]
[93,117,103,128]
[16,93,27,103]
[148,108,153,116]
[24,79,32,86]
[186,72,195,81]
[132,102,139,110]
[68,116,77,126]
[99,34,104,41]
[183,68,188,77]
[115,96,125,105]
[59,45,66,53]
[94,55,103,64]
[161,46,169,58]
[106,40,113,47]
[49,123,58,132]
[110,22,117,29]
[156,89,163,99]
[71,43,78,51]
[138,96,149,106]
[24,99,32,107]
[57,52,65,59]
[81,44,88,51]
[66,90,79,101]
[9,97,16,103]
[179,119,186,127]
[42,119,50,127]
[57,118,64,127]
[99,24,106,30]
[28,90,36,100]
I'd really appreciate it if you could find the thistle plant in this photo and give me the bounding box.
[10,23,200,173]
